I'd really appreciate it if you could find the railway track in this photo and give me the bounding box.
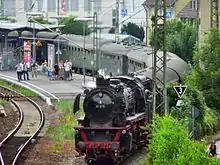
[0,86,45,165]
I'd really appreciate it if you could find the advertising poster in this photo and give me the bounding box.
[47,43,55,69]
[23,41,31,67]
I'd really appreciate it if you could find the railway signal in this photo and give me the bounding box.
[174,85,187,99]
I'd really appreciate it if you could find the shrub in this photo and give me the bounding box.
[147,115,218,165]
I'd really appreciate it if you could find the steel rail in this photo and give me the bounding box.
[0,93,24,165]
[0,86,45,165]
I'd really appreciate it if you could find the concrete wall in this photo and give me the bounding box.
[199,0,220,44]
[199,0,211,44]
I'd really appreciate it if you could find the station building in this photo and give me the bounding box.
[0,22,61,70]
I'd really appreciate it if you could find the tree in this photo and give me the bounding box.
[192,29,220,110]
[59,15,90,35]
[150,19,196,62]
[121,22,145,41]
[28,16,51,24]
[0,16,16,23]
[108,27,115,34]
[146,115,220,165]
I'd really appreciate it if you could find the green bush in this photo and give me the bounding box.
[147,115,220,165]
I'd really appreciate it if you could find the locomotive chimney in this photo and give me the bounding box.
[96,76,110,87]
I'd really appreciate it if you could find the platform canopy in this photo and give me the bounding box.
[0,22,65,33]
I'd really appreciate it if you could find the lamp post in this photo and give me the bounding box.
[26,13,43,62]
[74,17,94,85]
[49,16,67,65]
[88,24,112,69]
[142,3,149,46]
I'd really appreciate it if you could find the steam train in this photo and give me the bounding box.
[73,50,189,164]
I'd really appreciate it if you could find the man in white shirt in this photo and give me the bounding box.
[64,60,71,80]
[67,61,73,80]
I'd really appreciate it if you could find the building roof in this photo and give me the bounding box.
[143,0,196,19]
[57,34,114,50]
[89,33,141,43]
[177,1,197,18]
[143,0,176,7]
[0,22,64,32]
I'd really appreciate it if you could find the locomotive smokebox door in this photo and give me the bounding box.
[96,76,110,87]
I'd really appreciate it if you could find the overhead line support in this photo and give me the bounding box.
[152,0,167,117]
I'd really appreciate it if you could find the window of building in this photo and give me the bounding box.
[112,9,116,18]
[38,0,43,12]
[93,0,101,12]
[48,0,56,12]
[190,0,197,10]
[112,18,116,26]
[67,0,79,12]
[84,0,91,12]
[3,0,16,16]
[24,0,33,12]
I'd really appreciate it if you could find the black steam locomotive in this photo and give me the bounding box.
[73,75,153,165]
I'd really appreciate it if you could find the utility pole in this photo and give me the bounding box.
[115,0,120,42]
[196,0,200,44]
[152,0,167,116]
[0,0,3,17]
[57,0,61,64]
[142,3,149,46]
[210,0,219,28]
[28,0,39,62]
[32,22,36,62]
[93,12,98,80]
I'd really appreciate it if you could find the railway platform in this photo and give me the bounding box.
[0,71,92,101]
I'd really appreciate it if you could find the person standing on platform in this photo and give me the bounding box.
[15,62,22,81]
[31,61,38,80]
[23,62,30,81]
[54,63,59,80]
[64,60,70,80]
[68,60,73,80]
[42,60,48,74]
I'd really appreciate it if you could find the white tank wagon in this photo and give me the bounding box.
[131,50,190,87]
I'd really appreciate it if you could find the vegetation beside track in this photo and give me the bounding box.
[146,29,220,164]
[46,100,84,153]
[0,99,8,106]
[144,115,220,165]
[0,80,36,96]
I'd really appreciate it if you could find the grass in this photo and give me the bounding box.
[0,80,37,96]
[0,99,8,106]
[46,100,84,153]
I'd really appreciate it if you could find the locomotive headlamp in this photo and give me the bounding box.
[122,130,126,134]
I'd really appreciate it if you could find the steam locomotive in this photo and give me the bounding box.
[73,75,150,165]
[73,51,189,165]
